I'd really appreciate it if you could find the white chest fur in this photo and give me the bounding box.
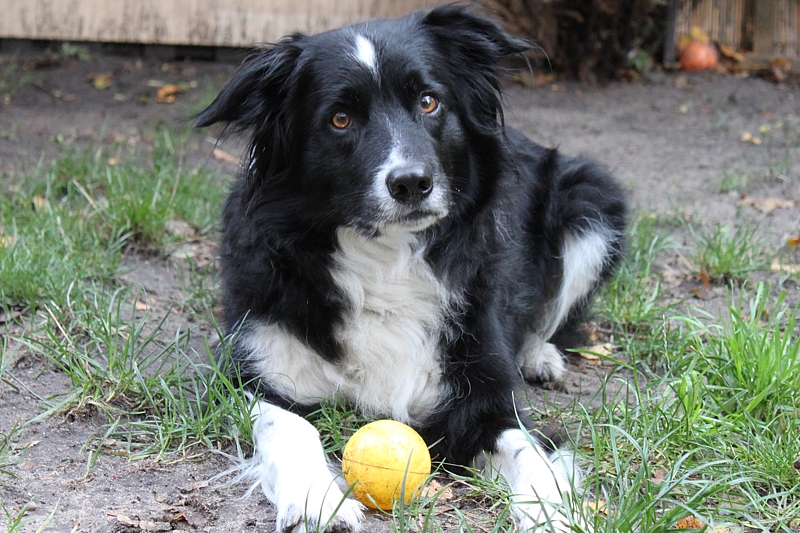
[245,226,451,423]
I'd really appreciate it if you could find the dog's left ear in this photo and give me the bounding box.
[422,5,530,61]
[421,5,530,124]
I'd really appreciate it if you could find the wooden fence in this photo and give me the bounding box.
[675,0,799,57]
[0,0,442,47]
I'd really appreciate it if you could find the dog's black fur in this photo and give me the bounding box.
[197,5,626,531]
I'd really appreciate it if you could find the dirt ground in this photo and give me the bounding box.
[0,43,798,533]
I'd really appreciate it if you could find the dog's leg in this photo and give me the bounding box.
[518,230,612,382]
[516,334,566,383]
[249,400,363,533]
[488,428,585,533]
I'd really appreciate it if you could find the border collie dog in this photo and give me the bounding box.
[197,5,625,532]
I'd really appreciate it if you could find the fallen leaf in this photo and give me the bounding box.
[741,195,796,213]
[420,480,454,501]
[674,516,705,529]
[0,236,12,247]
[718,44,745,62]
[106,511,171,531]
[650,468,667,484]
[575,343,613,360]
[156,84,183,103]
[740,132,761,145]
[788,236,800,247]
[135,301,150,311]
[584,500,608,515]
[180,479,209,492]
[698,270,711,290]
[212,147,240,164]
[182,508,207,529]
[165,219,195,238]
[690,26,710,44]
[770,259,800,275]
[771,58,792,72]
[0,308,23,323]
[32,195,47,210]
[90,73,112,90]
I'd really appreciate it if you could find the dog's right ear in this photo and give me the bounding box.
[195,35,304,130]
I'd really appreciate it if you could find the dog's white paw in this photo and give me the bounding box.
[517,336,566,382]
[276,477,363,533]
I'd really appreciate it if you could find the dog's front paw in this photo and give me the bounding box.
[276,478,363,533]
[517,336,566,383]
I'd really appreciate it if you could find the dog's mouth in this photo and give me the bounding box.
[387,208,448,231]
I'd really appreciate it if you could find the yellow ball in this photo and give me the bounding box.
[342,420,431,510]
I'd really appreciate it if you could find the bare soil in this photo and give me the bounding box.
[1,46,798,532]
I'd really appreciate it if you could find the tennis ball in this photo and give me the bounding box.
[342,420,431,510]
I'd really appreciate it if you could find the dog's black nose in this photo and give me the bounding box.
[386,166,433,204]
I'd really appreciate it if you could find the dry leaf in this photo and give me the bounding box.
[770,259,800,275]
[690,26,710,44]
[213,148,240,164]
[677,35,693,53]
[106,511,171,532]
[576,343,613,360]
[584,500,608,515]
[165,219,195,238]
[90,73,112,90]
[135,301,150,311]
[718,44,745,62]
[32,195,47,209]
[770,58,792,72]
[741,195,796,213]
[674,516,705,529]
[0,308,23,323]
[107,511,137,526]
[650,468,667,484]
[180,479,209,492]
[0,236,12,247]
[420,480,454,501]
[182,508,207,529]
[740,132,761,145]
[156,84,183,103]
[788,236,800,247]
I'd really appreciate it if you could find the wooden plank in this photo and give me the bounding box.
[753,0,776,53]
[0,0,441,46]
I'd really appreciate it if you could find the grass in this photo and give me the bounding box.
[690,223,770,283]
[0,56,33,104]
[1,130,799,532]
[0,128,225,310]
[1,128,241,461]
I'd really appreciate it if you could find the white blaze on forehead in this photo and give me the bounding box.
[353,33,378,75]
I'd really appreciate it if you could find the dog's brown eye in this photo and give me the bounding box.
[332,112,352,129]
[420,95,439,114]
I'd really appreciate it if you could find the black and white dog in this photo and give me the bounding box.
[197,5,626,532]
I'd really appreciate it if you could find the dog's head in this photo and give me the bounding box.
[197,5,529,236]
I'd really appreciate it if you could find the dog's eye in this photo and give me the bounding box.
[420,95,439,114]
[331,112,352,129]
